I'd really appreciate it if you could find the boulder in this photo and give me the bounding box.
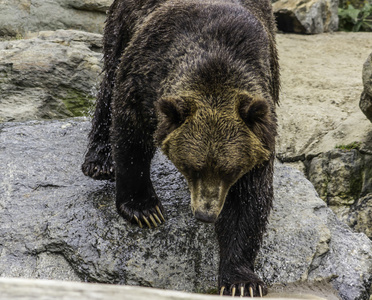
[0,0,112,37]
[0,119,371,300]
[273,0,339,34]
[348,194,372,241]
[360,52,372,122]
[0,30,103,122]
[307,149,372,239]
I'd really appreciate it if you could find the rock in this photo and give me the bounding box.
[348,194,372,240]
[307,149,372,239]
[0,277,338,300]
[0,0,112,37]
[360,52,372,122]
[0,30,103,122]
[272,0,339,34]
[0,119,371,300]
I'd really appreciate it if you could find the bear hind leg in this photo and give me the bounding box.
[82,77,115,181]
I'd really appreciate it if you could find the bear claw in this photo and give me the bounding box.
[231,286,236,297]
[132,205,165,229]
[220,286,225,296]
[156,205,166,222]
[133,215,143,228]
[82,161,115,181]
[219,284,264,297]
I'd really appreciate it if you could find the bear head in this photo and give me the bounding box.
[155,91,276,223]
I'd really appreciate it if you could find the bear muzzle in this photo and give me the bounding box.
[189,180,229,223]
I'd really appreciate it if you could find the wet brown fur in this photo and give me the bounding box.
[82,0,279,296]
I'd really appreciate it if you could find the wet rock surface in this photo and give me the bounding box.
[0,119,371,300]
[0,0,111,37]
[0,30,103,122]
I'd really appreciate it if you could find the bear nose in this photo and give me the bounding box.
[194,210,218,223]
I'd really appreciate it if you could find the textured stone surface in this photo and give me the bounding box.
[307,149,372,238]
[0,119,371,299]
[0,0,112,37]
[0,278,337,300]
[360,52,372,122]
[347,194,372,240]
[0,30,103,122]
[273,0,339,34]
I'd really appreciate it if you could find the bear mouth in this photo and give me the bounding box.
[189,180,229,224]
[194,210,219,223]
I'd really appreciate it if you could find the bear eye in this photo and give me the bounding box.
[239,97,269,126]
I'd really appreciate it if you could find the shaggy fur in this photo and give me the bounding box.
[82,0,279,296]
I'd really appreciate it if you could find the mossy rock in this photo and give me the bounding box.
[60,89,95,117]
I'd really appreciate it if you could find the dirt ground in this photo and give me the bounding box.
[276,32,372,159]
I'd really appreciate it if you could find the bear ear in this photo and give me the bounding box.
[238,93,269,126]
[155,97,190,145]
[157,97,188,127]
[157,97,189,129]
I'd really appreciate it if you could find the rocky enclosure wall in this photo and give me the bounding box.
[0,1,372,300]
[0,0,111,37]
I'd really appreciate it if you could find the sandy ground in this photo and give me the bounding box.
[276,32,372,159]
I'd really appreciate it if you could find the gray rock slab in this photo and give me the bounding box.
[307,149,372,239]
[0,119,371,299]
[0,277,331,300]
[0,30,103,122]
[0,0,112,37]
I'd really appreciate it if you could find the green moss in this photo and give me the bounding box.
[335,141,362,150]
[194,287,219,295]
[61,89,95,117]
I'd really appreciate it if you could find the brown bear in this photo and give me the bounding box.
[82,0,279,297]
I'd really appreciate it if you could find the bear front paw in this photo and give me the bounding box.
[117,200,165,229]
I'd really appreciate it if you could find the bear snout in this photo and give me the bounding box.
[189,179,230,224]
